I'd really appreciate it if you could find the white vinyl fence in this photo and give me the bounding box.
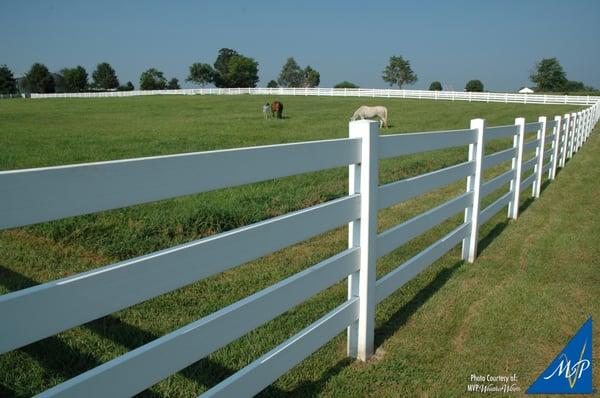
[1,100,599,397]
[0,93,26,99]
[31,86,598,105]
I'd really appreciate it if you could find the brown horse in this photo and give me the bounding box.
[271,101,283,119]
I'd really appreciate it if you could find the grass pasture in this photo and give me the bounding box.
[0,95,597,397]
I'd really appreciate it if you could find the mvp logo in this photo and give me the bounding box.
[527,317,593,394]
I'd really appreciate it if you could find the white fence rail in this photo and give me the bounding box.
[1,100,599,397]
[31,87,599,105]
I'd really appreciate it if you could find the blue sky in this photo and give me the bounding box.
[3,0,599,91]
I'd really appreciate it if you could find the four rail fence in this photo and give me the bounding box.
[1,95,599,397]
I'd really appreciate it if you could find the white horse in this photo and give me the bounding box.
[350,105,388,128]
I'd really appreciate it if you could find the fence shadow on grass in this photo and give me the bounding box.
[0,264,286,398]
[374,260,464,348]
[0,265,122,397]
[477,219,510,256]
[0,383,17,398]
[477,177,553,257]
[258,357,354,398]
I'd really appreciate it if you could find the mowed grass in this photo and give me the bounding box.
[0,95,594,397]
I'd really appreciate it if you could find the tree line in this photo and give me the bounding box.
[381,56,596,93]
[0,62,182,95]
[0,50,595,95]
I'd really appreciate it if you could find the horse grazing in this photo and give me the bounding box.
[271,101,284,119]
[350,105,388,128]
[262,102,270,119]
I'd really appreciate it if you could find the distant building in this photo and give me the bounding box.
[518,87,534,94]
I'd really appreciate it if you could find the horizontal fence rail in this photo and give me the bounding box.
[377,192,472,258]
[36,251,360,398]
[376,222,471,304]
[203,298,359,398]
[1,98,598,397]
[30,87,599,105]
[482,147,516,169]
[378,161,474,209]
[0,195,360,354]
[379,129,477,158]
[0,138,360,230]
[482,125,519,142]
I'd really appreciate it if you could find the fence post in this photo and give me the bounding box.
[461,119,485,263]
[568,112,577,158]
[581,110,587,144]
[588,108,592,139]
[586,109,592,141]
[509,118,525,219]
[550,115,561,179]
[577,111,583,150]
[584,109,591,142]
[574,112,580,153]
[580,111,585,147]
[581,109,590,145]
[593,106,597,137]
[579,111,585,146]
[347,120,379,361]
[579,111,585,148]
[560,113,570,167]
[533,116,546,197]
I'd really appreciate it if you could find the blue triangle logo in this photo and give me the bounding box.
[527,317,593,394]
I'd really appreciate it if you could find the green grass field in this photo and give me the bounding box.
[0,95,596,397]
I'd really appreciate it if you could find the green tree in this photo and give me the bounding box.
[92,62,119,90]
[188,49,259,88]
[59,66,88,92]
[382,55,417,88]
[267,80,278,88]
[139,68,167,90]
[187,63,215,87]
[212,48,259,88]
[334,81,359,89]
[303,65,320,87]
[278,57,304,87]
[530,58,567,92]
[465,79,484,92]
[223,55,259,87]
[167,78,180,89]
[24,63,55,93]
[213,48,239,86]
[0,65,18,94]
[429,81,442,91]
